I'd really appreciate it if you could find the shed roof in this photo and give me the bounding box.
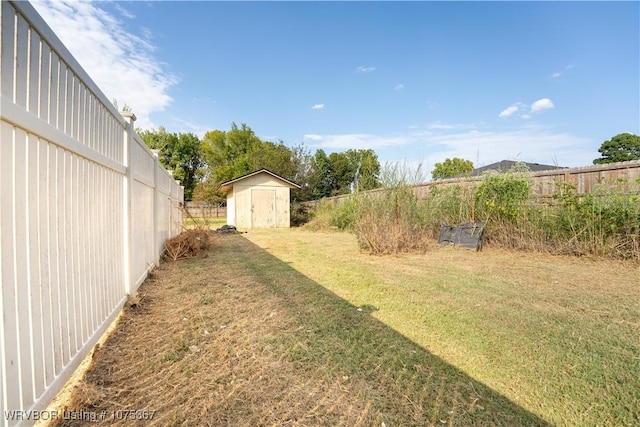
[218,169,301,193]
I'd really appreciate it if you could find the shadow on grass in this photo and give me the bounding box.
[55,233,551,427]
[222,235,550,426]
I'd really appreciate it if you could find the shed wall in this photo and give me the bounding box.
[226,188,235,226]
[228,173,292,228]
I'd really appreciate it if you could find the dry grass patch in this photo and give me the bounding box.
[163,229,212,260]
[50,234,547,427]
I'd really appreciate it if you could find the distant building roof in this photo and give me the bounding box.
[471,160,565,176]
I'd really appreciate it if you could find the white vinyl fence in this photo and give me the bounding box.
[0,2,183,425]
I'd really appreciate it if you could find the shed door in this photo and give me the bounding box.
[251,189,275,228]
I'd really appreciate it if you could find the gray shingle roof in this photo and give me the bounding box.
[471,160,565,176]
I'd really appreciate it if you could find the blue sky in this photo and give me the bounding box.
[32,1,639,174]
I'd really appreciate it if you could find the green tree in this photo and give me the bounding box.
[200,123,261,185]
[593,133,640,164]
[345,149,381,191]
[196,123,300,203]
[308,149,334,199]
[329,152,355,195]
[138,127,204,200]
[192,179,225,205]
[249,140,297,180]
[431,157,474,180]
[173,133,205,200]
[289,142,314,202]
[300,149,382,198]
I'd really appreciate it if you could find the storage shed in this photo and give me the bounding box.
[219,169,301,229]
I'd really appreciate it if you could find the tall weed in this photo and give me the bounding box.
[421,183,477,237]
[540,181,640,257]
[308,163,639,260]
[310,196,359,231]
[353,187,429,254]
[474,168,535,249]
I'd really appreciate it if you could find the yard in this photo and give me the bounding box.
[50,227,639,426]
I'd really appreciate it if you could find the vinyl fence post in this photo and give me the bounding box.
[121,112,136,295]
[151,150,160,265]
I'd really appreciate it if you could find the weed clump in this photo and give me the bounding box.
[164,229,211,260]
[309,162,640,260]
[353,187,429,255]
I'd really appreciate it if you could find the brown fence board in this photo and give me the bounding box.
[307,160,640,207]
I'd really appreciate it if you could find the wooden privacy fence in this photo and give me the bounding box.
[184,201,227,219]
[0,2,183,425]
[314,160,640,207]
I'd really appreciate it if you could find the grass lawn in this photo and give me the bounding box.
[243,228,640,426]
[51,227,639,426]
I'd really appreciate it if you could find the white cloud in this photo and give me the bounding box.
[311,104,325,110]
[499,100,553,118]
[166,116,210,138]
[303,123,594,176]
[31,0,176,129]
[551,64,574,79]
[305,133,409,150]
[530,98,555,113]
[394,83,405,90]
[412,126,592,175]
[113,3,136,19]
[428,122,457,130]
[499,104,520,118]
[356,66,376,73]
[426,121,480,131]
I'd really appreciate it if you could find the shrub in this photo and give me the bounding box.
[473,168,535,249]
[540,180,640,258]
[290,202,312,227]
[313,197,359,231]
[475,169,532,222]
[302,197,359,231]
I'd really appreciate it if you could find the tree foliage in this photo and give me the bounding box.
[196,123,302,203]
[349,149,381,191]
[303,149,381,198]
[307,149,334,200]
[193,123,382,204]
[431,157,474,180]
[289,143,314,202]
[136,121,384,205]
[138,127,204,200]
[200,123,298,180]
[593,133,640,164]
